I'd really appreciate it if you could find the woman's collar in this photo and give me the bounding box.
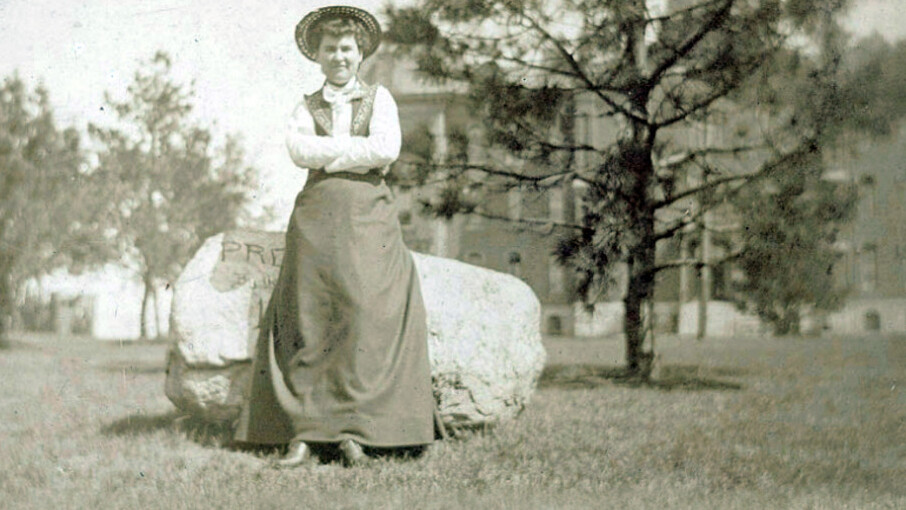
[322,77,365,103]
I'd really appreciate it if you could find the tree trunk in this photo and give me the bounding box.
[697,209,712,340]
[0,277,9,342]
[622,138,657,380]
[773,307,801,337]
[140,274,152,340]
[152,283,163,340]
[620,5,658,378]
[624,236,657,379]
[0,254,14,342]
[624,274,649,377]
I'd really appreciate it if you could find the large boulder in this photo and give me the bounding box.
[165,230,546,429]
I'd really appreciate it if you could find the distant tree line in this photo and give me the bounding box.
[0,51,262,340]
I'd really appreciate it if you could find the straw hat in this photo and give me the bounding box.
[295,6,382,61]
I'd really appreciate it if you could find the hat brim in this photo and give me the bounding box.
[295,6,381,61]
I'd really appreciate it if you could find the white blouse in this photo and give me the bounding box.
[285,79,401,174]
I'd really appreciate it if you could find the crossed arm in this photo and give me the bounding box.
[285,87,401,174]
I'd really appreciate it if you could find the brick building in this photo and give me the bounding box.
[823,126,906,333]
[362,27,906,337]
[361,52,581,335]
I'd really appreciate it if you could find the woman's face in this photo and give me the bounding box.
[316,33,362,86]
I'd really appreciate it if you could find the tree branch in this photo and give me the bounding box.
[645,0,734,87]
[437,163,575,184]
[653,80,735,128]
[653,172,754,210]
[652,178,747,242]
[654,208,704,242]
[650,250,742,276]
[652,258,703,272]
[492,53,583,81]
[653,138,816,210]
[469,209,590,233]
[656,143,768,170]
[645,0,725,23]
[505,114,604,156]
[518,9,648,123]
[536,139,603,154]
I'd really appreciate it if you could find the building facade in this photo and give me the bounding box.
[366,37,906,338]
[823,126,906,334]
[361,51,581,335]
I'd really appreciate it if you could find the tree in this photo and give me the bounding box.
[730,34,906,336]
[732,163,857,335]
[0,76,109,339]
[90,52,258,339]
[385,0,905,377]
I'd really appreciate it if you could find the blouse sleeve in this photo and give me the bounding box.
[285,99,348,170]
[324,86,402,174]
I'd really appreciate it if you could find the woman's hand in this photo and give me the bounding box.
[322,88,400,173]
[286,104,346,170]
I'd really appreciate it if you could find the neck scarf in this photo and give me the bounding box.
[322,78,360,105]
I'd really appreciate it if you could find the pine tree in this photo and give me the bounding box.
[385,0,905,377]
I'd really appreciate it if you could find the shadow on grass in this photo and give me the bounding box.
[101,411,236,447]
[98,336,172,347]
[101,410,184,436]
[0,337,36,350]
[96,360,166,375]
[102,411,430,464]
[248,442,430,465]
[540,363,744,391]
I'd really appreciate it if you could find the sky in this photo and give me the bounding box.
[0,0,389,222]
[1,0,904,224]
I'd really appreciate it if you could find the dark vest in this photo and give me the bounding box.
[303,82,384,186]
[305,82,379,137]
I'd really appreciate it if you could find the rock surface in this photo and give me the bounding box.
[165,230,546,429]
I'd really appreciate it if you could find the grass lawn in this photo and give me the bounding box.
[0,332,903,509]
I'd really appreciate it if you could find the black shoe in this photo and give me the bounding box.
[338,439,367,467]
[275,440,311,469]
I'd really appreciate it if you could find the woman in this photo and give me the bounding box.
[233,6,435,467]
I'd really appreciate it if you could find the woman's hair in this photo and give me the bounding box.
[309,17,368,54]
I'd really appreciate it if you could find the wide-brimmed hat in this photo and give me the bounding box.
[295,6,382,61]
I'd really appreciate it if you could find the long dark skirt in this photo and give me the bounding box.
[233,170,435,447]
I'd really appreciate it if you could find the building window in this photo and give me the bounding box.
[546,315,564,336]
[549,256,565,295]
[549,187,565,222]
[900,245,906,291]
[465,213,485,231]
[712,263,730,301]
[572,181,589,222]
[507,189,522,220]
[865,310,881,331]
[860,243,878,293]
[465,251,484,265]
[860,174,877,217]
[507,251,522,278]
